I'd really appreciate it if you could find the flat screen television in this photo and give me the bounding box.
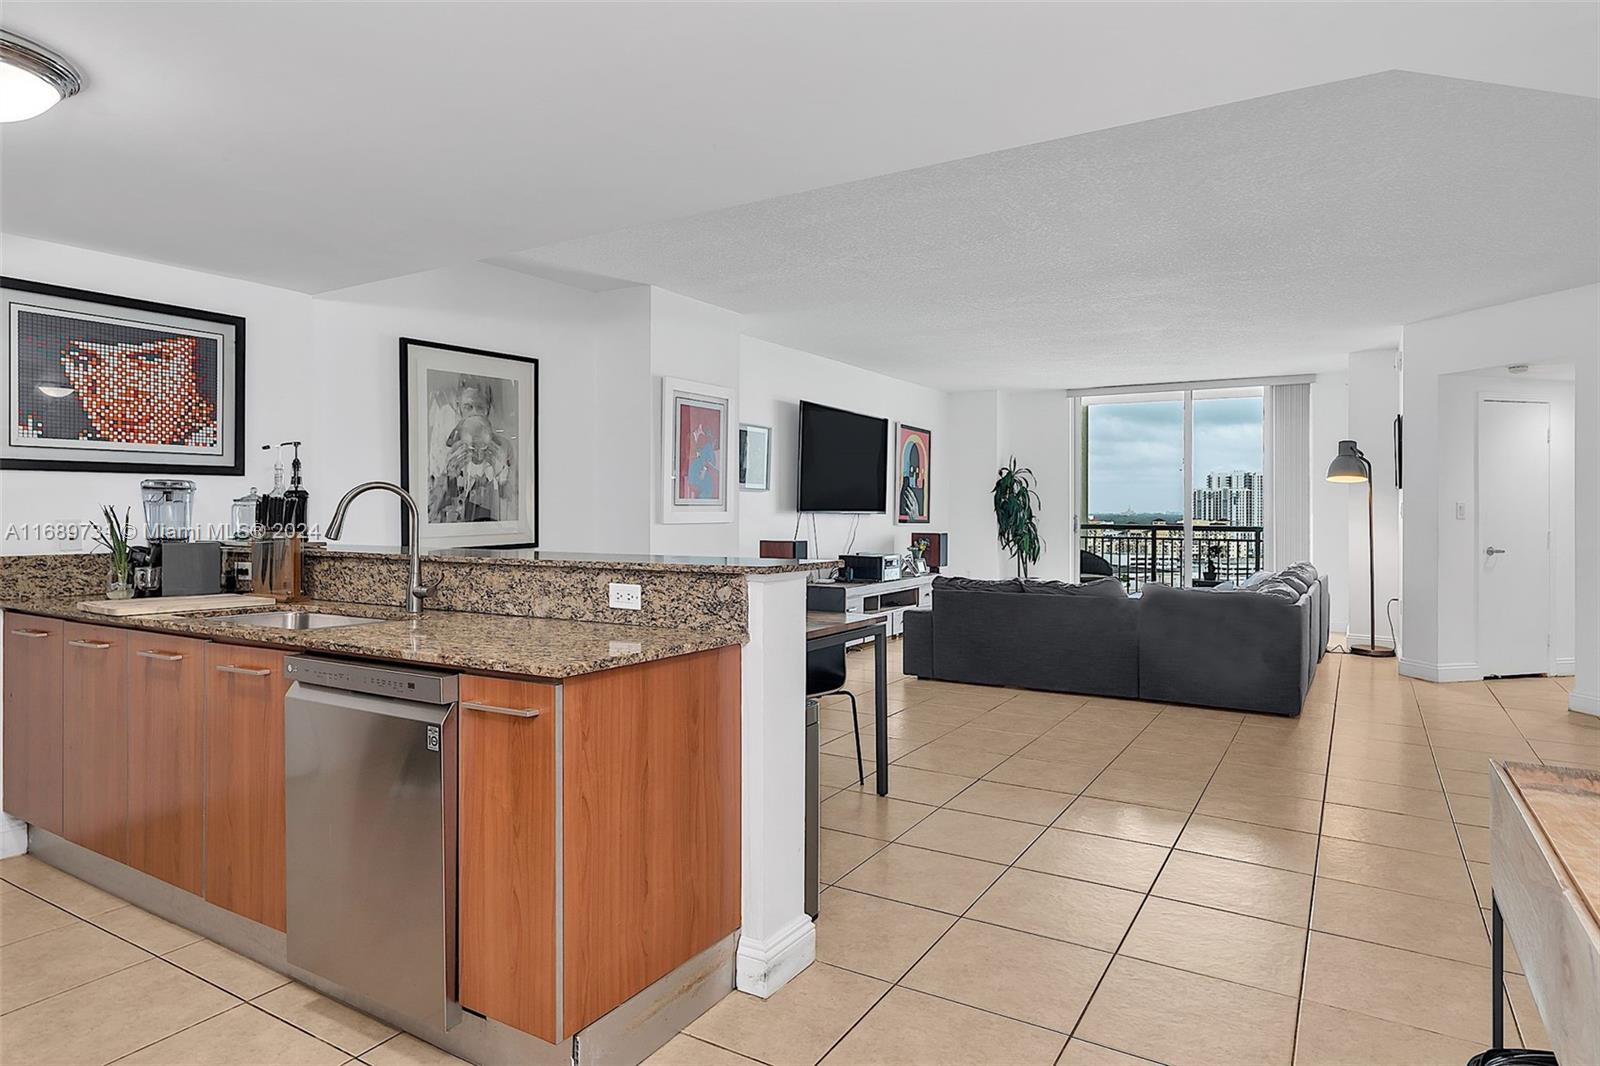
[797,400,888,512]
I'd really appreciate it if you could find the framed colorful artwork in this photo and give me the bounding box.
[739,423,771,491]
[400,338,539,549]
[1,277,245,474]
[660,376,734,524]
[895,422,932,524]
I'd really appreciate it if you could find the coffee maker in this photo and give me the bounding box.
[137,479,220,596]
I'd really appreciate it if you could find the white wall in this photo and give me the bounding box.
[1399,284,1599,705]
[1436,370,1576,675]
[1310,372,1351,634]
[650,289,743,557]
[588,287,654,554]
[310,262,609,548]
[737,337,947,563]
[1344,349,1402,650]
[0,236,314,550]
[942,391,1004,578]
[1578,350,1600,714]
[998,391,1076,582]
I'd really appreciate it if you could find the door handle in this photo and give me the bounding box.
[10,629,51,639]
[67,639,112,649]
[462,700,542,719]
[215,664,272,677]
[137,650,185,662]
[1484,547,1507,556]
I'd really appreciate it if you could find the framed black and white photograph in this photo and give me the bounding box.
[739,423,771,491]
[1,277,246,474]
[400,337,538,549]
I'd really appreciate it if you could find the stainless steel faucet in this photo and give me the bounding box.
[325,481,431,613]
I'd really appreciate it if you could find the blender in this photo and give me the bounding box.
[137,479,218,596]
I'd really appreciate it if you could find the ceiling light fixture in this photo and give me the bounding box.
[0,30,82,122]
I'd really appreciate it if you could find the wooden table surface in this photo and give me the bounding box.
[804,612,889,640]
[1490,761,1600,1062]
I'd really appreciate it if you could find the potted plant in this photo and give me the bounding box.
[91,505,135,599]
[992,458,1043,579]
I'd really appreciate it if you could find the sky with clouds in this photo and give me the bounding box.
[1085,396,1263,515]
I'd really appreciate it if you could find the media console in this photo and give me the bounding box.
[805,573,935,639]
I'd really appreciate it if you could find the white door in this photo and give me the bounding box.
[1478,399,1551,676]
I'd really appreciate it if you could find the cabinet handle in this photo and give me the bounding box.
[67,639,112,650]
[10,629,50,639]
[137,650,185,662]
[462,700,541,719]
[215,664,272,677]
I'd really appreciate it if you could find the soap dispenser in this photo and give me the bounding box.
[281,440,309,535]
[258,445,287,532]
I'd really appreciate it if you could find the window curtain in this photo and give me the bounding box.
[1264,382,1311,568]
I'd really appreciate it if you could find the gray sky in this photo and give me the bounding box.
[1086,396,1263,515]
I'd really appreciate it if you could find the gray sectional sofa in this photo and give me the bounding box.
[902,565,1330,717]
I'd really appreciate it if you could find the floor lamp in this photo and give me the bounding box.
[1326,439,1396,658]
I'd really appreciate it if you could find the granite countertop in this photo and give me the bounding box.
[1,596,744,680]
[310,544,836,575]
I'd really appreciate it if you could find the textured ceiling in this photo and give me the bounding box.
[0,2,1596,293]
[504,73,1600,390]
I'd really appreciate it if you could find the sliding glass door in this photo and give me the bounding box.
[1079,387,1264,591]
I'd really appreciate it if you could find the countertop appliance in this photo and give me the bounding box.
[841,553,902,582]
[284,656,460,1031]
[138,478,198,596]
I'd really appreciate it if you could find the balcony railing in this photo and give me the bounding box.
[1079,524,1264,592]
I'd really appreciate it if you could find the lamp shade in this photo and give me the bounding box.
[1325,440,1369,483]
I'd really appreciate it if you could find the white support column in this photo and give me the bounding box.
[735,571,814,997]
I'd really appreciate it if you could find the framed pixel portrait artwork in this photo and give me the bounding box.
[1,278,246,474]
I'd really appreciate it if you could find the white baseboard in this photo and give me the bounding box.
[1552,657,1576,677]
[0,814,27,859]
[735,915,815,999]
[1399,658,1483,683]
[1570,691,1600,717]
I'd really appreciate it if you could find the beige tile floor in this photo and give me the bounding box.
[3,640,1589,1066]
[658,638,1592,1066]
[0,856,469,1066]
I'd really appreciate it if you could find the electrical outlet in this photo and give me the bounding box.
[608,582,642,611]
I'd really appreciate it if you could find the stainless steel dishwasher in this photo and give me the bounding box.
[283,656,460,1031]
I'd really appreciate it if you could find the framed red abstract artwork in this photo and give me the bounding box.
[661,376,734,524]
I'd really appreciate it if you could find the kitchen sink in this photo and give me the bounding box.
[209,611,387,630]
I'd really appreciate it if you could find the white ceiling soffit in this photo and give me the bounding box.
[507,72,1600,390]
[0,2,1595,294]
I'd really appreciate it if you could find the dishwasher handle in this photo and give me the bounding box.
[462,700,541,719]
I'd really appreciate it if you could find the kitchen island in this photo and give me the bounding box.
[0,546,830,1066]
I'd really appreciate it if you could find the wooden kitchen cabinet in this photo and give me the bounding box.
[458,675,560,1042]
[2,613,64,834]
[127,632,207,895]
[61,622,130,863]
[203,641,289,931]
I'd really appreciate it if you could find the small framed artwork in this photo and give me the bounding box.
[895,422,932,523]
[1,277,246,474]
[661,376,734,524]
[739,423,771,491]
[400,338,538,549]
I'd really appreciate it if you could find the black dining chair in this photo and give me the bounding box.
[806,645,864,784]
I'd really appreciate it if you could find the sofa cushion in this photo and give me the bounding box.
[1252,579,1302,601]
[932,576,1025,594]
[1020,577,1127,598]
[1282,562,1319,586]
[1276,571,1311,595]
[1240,570,1274,590]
